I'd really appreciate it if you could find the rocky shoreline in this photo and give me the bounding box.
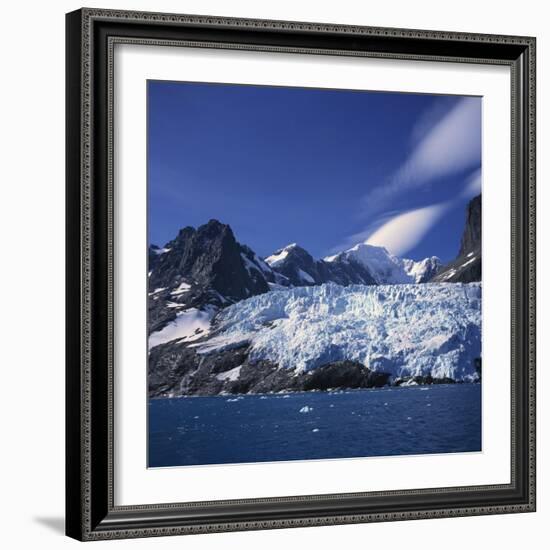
[148,340,481,398]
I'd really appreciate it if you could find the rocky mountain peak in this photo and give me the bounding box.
[431,194,481,283]
[149,219,269,302]
[459,194,481,257]
[265,243,305,266]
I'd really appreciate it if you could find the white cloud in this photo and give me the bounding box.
[401,97,481,183]
[365,202,450,257]
[330,97,482,258]
[362,97,481,214]
[461,168,482,199]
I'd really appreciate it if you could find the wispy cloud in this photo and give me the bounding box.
[460,168,482,199]
[327,209,403,254]
[329,97,481,257]
[365,202,451,256]
[361,96,481,216]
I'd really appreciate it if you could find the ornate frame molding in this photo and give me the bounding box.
[66,8,536,541]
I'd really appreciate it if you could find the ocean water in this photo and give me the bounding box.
[148,384,481,468]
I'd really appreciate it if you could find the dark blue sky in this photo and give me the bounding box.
[148,81,481,262]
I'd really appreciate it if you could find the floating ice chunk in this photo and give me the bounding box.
[299,406,313,413]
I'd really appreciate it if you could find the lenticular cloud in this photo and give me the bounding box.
[361,97,481,216]
[366,202,449,257]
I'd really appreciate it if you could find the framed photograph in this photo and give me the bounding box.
[66,8,536,541]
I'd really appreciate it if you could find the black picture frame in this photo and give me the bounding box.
[66,8,536,541]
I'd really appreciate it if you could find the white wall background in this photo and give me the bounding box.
[0,1,546,548]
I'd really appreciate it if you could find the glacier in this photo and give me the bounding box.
[195,282,481,382]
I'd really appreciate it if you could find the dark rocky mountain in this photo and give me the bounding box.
[148,222,380,335]
[148,218,450,338]
[431,194,481,283]
[264,243,376,287]
[459,194,481,256]
[148,220,275,333]
[149,220,270,299]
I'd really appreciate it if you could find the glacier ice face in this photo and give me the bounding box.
[196,282,481,381]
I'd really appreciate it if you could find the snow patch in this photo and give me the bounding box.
[442,269,457,280]
[265,244,297,268]
[216,365,242,382]
[252,253,274,274]
[241,253,264,275]
[268,281,288,291]
[148,306,216,349]
[148,287,166,296]
[170,282,191,296]
[166,301,186,309]
[297,268,315,284]
[461,257,478,268]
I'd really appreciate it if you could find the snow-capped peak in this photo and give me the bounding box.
[265,243,299,267]
[402,256,442,283]
[325,242,440,284]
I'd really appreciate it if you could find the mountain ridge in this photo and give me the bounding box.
[148,195,480,343]
[148,219,443,337]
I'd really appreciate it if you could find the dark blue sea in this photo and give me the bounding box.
[148,384,481,467]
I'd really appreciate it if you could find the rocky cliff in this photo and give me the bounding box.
[431,195,481,283]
